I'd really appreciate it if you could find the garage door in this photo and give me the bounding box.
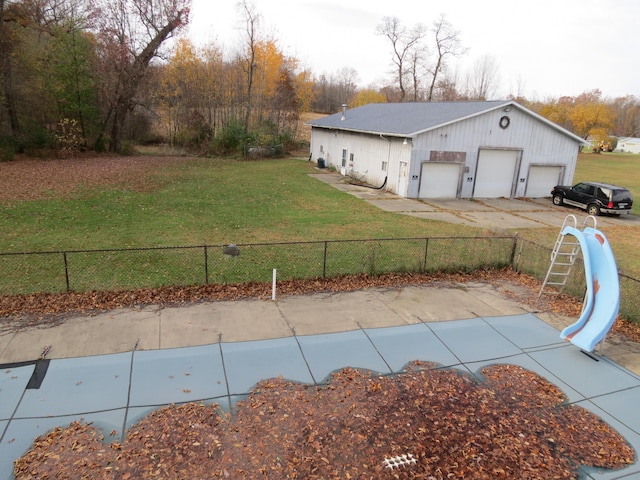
[419,162,461,198]
[525,165,563,198]
[473,149,519,198]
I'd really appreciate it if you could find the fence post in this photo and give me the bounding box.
[423,238,429,272]
[63,252,70,292]
[323,241,328,278]
[204,245,209,284]
[510,234,519,270]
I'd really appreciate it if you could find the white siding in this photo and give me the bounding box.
[616,138,640,154]
[407,108,579,198]
[311,105,581,200]
[310,128,411,193]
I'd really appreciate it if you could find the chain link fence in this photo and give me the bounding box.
[0,236,516,295]
[1,235,639,324]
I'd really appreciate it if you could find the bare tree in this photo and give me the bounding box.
[92,0,190,152]
[238,0,259,132]
[408,44,428,101]
[466,54,501,100]
[336,66,359,105]
[435,68,465,101]
[375,16,425,102]
[426,14,467,101]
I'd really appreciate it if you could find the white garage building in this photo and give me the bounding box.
[307,100,587,199]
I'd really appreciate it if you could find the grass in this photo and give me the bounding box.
[0,158,488,253]
[573,152,640,216]
[1,157,504,294]
[1,152,640,293]
[515,152,640,277]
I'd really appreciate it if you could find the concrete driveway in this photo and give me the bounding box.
[311,172,640,230]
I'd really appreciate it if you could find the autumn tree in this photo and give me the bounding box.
[294,69,315,115]
[536,96,574,131]
[157,38,211,146]
[610,95,640,137]
[91,0,190,152]
[45,7,99,143]
[0,0,98,151]
[568,89,615,141]
[0,0,20,136]
[352,88,387,108]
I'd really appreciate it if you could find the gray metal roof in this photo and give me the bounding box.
[307,100,587,144]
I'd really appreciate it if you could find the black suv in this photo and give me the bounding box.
[551,182,633,216]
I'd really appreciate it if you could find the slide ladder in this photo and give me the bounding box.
[538,215,596,298]
[539,215,620,353]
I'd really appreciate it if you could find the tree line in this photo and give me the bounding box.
[1,0,639,160]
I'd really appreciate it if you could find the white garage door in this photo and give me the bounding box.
[526,165,563,198]
[419,163,461,198]
[474,149,519,198]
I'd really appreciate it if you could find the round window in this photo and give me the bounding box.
[499,116,510,129]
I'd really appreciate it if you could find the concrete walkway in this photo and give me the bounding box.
[2,284,640,480]
[2,282,639,374]
[310,171,640,230]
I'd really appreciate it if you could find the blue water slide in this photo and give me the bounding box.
[559,226,620,352]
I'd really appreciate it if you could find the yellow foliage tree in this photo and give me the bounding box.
[295,70,316,113]
[568,99,615,140]
[352,89,387,108]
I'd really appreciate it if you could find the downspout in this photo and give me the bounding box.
[377,134,392,191]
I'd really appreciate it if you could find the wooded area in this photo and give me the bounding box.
[1,0,639,159]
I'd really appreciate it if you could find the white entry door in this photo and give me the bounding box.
[397,161,408,196]
[419,163,461,198]
[473,149,519,198]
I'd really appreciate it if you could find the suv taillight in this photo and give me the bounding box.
[608,201,614,208]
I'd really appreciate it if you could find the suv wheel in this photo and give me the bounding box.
[552,194,564,206]
[587,203,600,216]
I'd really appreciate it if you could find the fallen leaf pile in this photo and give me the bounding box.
[0,155,179,203]
[14,363,634,479]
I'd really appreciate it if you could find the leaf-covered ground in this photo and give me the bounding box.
[14,363,635,479]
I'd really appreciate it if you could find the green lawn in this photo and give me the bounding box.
[2,153,639,292]
[516,152,640,277]
[573,152,640,216]
[0,157,488,253]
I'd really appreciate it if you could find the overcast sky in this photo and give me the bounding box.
[188,0,640,100]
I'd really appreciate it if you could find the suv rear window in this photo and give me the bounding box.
[612,189,632,202]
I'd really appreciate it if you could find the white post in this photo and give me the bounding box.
[272,269,277,301]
